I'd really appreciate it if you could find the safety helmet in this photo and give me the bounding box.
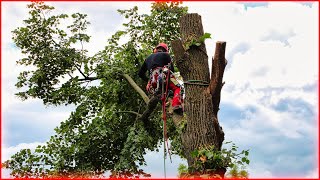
[155,43,168,52]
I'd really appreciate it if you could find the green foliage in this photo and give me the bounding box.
[183,32,212,50]
[177,163,188,177]
[6,1,188,178]
[227,164,249,179]
[13,1,91,105]
[189,141,250,174]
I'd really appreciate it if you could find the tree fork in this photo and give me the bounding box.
[171,13,226,169]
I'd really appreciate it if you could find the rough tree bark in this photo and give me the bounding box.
[171,13,227,169]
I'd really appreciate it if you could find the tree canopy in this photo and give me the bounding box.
[4,2,188,178]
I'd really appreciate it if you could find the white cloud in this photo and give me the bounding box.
[2,142,46,162]
[305,167,319,178]
[227,39,317,89]
[1,2,29,47]
[1,142,47,178]
[50,2,152,56]
[1,45,43,116]
[6,105,71,125]
[185,2,318,86]
[142,144,187,178]
[2,98,74,146]
[221,94,317,177]
[260,28,296,46]
[246,162,274,178]
[184,2,318,177]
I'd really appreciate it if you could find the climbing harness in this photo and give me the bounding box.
[147,67,181,95]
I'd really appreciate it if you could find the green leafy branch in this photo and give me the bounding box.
[183,32,211,51]
[189,141,250,174]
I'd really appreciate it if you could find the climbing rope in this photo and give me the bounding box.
[161,64,173,178]
[184,79,210,86]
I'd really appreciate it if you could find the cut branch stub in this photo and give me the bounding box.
[209,41,227,116]
[138,95,161,130]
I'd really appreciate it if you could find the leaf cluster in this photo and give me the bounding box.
[13,2,92,105]
[189,141,250,174]
[183,32,211,51]
[227,164,249,179]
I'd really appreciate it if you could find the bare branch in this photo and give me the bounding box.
[67,72,73,79]
[75,64,87,79]
[78,76,99,81]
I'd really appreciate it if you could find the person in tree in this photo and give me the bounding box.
[138,43,183,114]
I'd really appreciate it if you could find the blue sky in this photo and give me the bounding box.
[1,1,319,178]
[241,2,269,10]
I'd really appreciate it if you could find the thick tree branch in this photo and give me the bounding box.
[78,76,99,81]
[122,74,150,104]
[76,73,157,124]
[79,71,159,127]
[120,74,161,125]
[209,41,227,116]
[77,74,150,106]
[120,74,164,125]
[138,95,161,123]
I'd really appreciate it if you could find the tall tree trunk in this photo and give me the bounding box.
[171,13,226,168]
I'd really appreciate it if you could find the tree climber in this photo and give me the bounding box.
[138,43,183,114]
